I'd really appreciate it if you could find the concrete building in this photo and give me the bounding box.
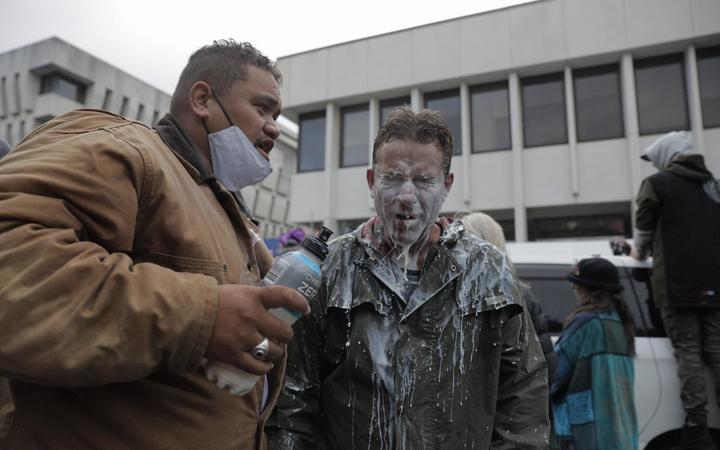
[0,37,299,238]
[278,0,720,241]
[0,37,171,142]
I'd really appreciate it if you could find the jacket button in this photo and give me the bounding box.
[247,262,253,271]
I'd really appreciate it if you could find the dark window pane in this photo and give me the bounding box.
[425,89,462,155]
[698,47,720,129]
[635,54,688,135]
[380,96,411,126]
[573,64,624,141]
[497,218,515,242]
[341,104,369,167]
[298,112,326,172]
[527,211,630,241]
[39,73,86,103]
[470,82,511,152]
[522,73,567,147]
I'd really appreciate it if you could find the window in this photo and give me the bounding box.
[102,89,113,110]
[634,54,688,135]
[514,263,660,336]
[34,115,54,126]
[470,81,511,152]
[527,211,631,241]
[298,112,326,172]
[380,96,411,126]
[573,64,624,141]
[521,73,567,147]
[425,89,462,155]
[39,73,86,103]
[698,46,720,128]
[1,76,7,117]
[341,104,369,167]
[5,123,12,146]
[152,110,160,125]
[136,103,145,121]
[120,97,129,116]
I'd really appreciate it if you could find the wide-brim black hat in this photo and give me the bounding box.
[566,257,624,293]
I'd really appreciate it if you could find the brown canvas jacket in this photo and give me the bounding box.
[0,109,282,449]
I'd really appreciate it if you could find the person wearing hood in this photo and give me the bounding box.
[267,107,549,449]
[632,130,720,450]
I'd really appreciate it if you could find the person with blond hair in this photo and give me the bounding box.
[459,212,554,366]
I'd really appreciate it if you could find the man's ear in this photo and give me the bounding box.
[366,168,375,192]
[189,81,213,120]
[444,172,455,192]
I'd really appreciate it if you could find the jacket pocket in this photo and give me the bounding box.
[148,251,228,277]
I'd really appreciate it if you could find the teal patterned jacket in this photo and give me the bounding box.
[550,310,638,450]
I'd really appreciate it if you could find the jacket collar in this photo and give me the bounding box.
[154,113,259,224]
[353,217,461,321]
[155,113,212,181]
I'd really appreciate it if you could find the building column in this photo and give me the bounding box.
[508,72,527,242]
[324,102,340,233]
[367,97,380,212]
[564,66,580,197]
[685,45,706,155]
[620,53,642,228]
[368,97,379,164]
[460,82,472,208]
[411,88,422,112]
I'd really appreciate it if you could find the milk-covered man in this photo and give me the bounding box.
[267,107,549,449]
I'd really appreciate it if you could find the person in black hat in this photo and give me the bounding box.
[550,257,638,450]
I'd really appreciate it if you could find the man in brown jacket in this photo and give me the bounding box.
[0,40,308,449]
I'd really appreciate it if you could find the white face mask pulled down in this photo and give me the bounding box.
[206,92,272,191]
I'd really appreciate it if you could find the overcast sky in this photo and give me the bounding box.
[1,0,535,92]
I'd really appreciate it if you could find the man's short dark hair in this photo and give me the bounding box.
[372,106,453,176]
[171,39,281,113]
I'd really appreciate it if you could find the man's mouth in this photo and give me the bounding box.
[255,139,274,160]
[396,214,417,221]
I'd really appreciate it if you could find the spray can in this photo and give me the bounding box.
[204,227,333,396]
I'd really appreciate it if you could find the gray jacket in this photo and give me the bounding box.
[267,220,549,449]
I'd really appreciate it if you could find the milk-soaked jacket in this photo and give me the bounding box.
[0,110,282,450]
[267,219,550,450]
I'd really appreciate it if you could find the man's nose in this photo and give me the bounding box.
[265,120,280,140]
[397,181,417,202]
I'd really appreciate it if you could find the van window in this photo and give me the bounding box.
[515,263,665,337]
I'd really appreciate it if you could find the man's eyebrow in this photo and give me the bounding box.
[252,94,280,108]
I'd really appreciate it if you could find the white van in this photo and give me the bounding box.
[506,240,720,450]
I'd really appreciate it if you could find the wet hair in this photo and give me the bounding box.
[373,106,453,176]
[566,288,636,354]
[170,39,281,113]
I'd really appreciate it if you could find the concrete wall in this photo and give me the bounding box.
[278,0,720,113]
[0,37,170,146]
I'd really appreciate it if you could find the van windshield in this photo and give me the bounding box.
[515,263,665,337]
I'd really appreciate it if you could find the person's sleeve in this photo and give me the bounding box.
[634,179,660,261]
[0,128,218,387]
[266,285,326,449]
[491,307,550,449]
[549,315,595,400]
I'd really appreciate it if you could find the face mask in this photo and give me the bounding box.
[206,91,272,191]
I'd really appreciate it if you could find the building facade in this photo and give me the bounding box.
[0,37,298,238]
[278,0,720,241]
